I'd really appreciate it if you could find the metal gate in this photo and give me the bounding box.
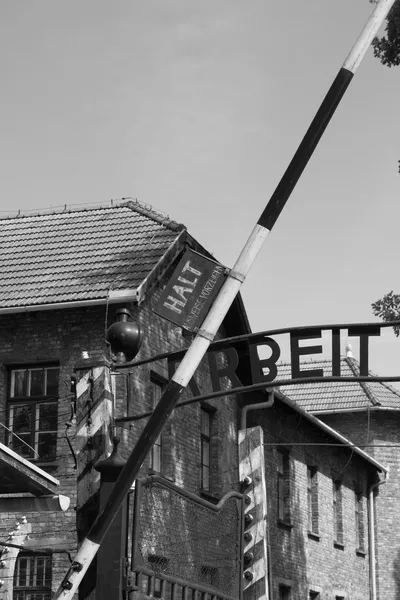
[128,475,244,599]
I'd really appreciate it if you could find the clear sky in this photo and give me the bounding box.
[1,1,399,379]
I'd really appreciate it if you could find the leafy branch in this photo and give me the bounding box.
[372,0,400,67]
[372,290,400,336]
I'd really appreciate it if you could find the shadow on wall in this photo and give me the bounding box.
[393,548,400,598]
[268,488,308,597]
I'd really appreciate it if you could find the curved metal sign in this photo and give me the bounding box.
[120,321,400,387]
[115,321,400,423]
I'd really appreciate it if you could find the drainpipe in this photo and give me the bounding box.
[369,469,388,600]
[240,390,275,430]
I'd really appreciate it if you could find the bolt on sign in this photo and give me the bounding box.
[154,249,226,332]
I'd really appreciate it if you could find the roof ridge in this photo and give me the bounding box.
[278,357,344,366]
[344,356,380,406]
[279,355,400,402]
[119,199,186,232]
[345,357,400,405]
[0,200,114,220]
[0,198,187,233]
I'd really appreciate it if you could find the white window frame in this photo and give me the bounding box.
[14,553,52,599]
[8,366,59,461]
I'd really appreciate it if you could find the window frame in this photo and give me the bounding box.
[13,552,52,599]
[278,584,291,600]
[307,465,319,536]
[200,407,212,492]
[277,448,291,525]
[355,489,365,553]
[333,479,344,546]
[149,375,166,473]
[7,365,59,462]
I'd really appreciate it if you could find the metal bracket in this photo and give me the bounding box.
[227,269,245,283]
[197,329,215,343]
[60,561,83,590]
[122,558,138,592]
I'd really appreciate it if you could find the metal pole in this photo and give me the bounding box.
[53,1,396,596]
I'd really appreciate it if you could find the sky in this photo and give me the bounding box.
[0,1,399,380]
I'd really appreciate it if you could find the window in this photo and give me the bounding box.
[355,491,365,552]
[14,553,52,600]
[8,366,59,461]
[201,408,211,491]
[309,592,320,600]
[307,466,319,535]
[333,480,343,545]
[279,584,291,600]
[149,379,164,472]
[277,450,290,523]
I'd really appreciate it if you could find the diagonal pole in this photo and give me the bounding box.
[53,1,396,596]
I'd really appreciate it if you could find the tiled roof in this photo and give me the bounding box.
[0,201,185,309]
[276,357,400,412]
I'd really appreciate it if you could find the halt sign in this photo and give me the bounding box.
[154,249,225,332]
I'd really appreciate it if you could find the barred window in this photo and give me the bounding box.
[8,366,59,461]
[14,553,52,600]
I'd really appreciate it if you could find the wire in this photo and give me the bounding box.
[263,442,399,448]
[334,449,355,482]
[0,541,73,562]
[0,421,39,456]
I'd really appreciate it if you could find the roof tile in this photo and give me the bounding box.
[277,357,400,411]
[0,201,184,308]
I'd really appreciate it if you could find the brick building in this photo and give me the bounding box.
[0,200,250,599]
[0,199,391,600]
[242,387,386,600]
[279,352,400,600]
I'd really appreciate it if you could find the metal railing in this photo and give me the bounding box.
[132,564,238,600]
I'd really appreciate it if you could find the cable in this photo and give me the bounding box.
[0,541,73,563]
[334,449,355,482]
[263,442,400,448]
[0,421,39,456]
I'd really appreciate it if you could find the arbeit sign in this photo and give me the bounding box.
[163,322,399,397]
[116,321,400,424]
[154,249,225,332]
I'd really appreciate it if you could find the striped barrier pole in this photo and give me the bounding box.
[239,427,270,599]
[53,0,396,596]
